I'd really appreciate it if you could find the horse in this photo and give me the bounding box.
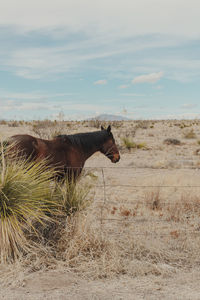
[7,125,120,181]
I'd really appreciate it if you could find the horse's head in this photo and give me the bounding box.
[100,125,120,163]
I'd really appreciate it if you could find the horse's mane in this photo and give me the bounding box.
[56,130,112,151]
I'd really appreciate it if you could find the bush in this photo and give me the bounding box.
[137,142,147,149]
[183,129,196,139]
[122,137,137,150]
[32,120,66,139]
[122,138,147,150]
[0,155,59,262]
[163,138,181,145]
[0,144,91,263]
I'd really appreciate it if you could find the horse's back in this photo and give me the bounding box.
[8,134,40,160]
[8,134,70,163]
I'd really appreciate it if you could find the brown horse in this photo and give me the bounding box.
[7,125,120,180]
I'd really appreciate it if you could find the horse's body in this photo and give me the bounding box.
[7,126,120,180]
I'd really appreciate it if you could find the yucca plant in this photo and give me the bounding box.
[0,144,60,263]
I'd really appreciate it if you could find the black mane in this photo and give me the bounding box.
[56,130,112,151]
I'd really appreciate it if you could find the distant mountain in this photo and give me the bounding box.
[88,114,130,121]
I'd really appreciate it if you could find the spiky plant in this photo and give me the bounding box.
[0,144,59,263]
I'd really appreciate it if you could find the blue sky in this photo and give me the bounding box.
[0,0,200,120]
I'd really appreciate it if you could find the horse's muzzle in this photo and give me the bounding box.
[111,153,120,163]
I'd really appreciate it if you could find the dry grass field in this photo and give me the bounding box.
[1,119,200,299]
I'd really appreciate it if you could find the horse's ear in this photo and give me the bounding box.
[101,125,105,131]
[107,125,111,133]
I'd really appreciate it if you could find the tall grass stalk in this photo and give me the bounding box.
[54,175,91,216]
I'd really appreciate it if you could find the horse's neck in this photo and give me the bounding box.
[79,132,103,161]
[83,145,100,161]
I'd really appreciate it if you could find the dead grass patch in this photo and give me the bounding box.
[183,128,196,139]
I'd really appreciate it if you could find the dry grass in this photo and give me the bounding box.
[2,171,200,285]
[2,120,200,293]
[183,128,196,139]
[31,120,68,139]
[1,188,200,288]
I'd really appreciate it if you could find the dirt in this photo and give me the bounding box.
[1,268,200,300]
[1,120,200,300]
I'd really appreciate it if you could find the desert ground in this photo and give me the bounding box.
[1,119,200,299]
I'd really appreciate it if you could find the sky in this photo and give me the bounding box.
[0,0,200,120]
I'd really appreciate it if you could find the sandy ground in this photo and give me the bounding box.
[1,268,200,300]
[1,120,200,300]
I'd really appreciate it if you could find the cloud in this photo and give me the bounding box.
[132,71,164,84]
[94,79,107,85]
[0,27,198,82]
[0,90,75,101]
[118,85,129,89]
[181,103,198,109]
[164,112,200,119]
[120,93,146,97]
[0,91,118,120]
[0,1,200,38]
[0,100,49,112]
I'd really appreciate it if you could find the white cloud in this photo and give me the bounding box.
[0,0,200,38]
[134,58,200,82]
[164,113,200,119]
[0,100,49,112]
[121,93,146,97]
[0,31,197,82]
[94,79,107,85]
[181,103,198,109]
[0,91,75,100]
[119,85,129,89]
[0,91,116,120]
[132,71,164,84]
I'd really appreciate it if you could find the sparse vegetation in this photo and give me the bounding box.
[121,137,137,150]
[137,142,147,149]
[53,177,91,216]
[164,138,181,145]
[87,119,105,129]
[122,137,147,150]
[0,143,93,263]
[32,120,67,139]
[1,119,200,298]
[183,128,196,139]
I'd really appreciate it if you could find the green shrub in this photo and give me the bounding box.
[137,142,147,149]
[122,138,147,150]
[122,137,137,150]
